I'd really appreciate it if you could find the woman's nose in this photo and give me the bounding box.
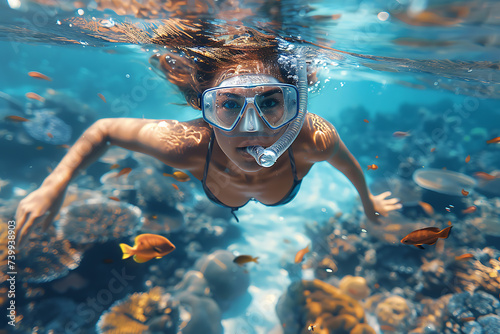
[238,101,264,132]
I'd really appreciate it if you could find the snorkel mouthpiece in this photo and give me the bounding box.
[246,145,277,167]
[246,48,308,167]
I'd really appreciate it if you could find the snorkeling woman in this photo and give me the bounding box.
[15,27,402,247]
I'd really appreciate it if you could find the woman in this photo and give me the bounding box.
[15,26,401,247]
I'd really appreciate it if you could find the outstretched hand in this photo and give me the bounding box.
[370,191,402,217]
[15,186,66,248]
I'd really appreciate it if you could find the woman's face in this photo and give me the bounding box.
[210,74,290,172]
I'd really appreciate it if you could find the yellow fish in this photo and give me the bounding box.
[233,255,259,266]
[120,233,175,263]
[400,226,452,249]
[163,171,190,182]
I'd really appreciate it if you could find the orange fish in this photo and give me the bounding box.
[460,317,475,322]
[97,93,107,103]
[380,325,396,331]
[58,144,70,149]
[163,171,190,182]
[375,155,379,159]
[455,253,474,261]
[171,184,179,191]
[400,226,452,249]
[5,115,29,122]
[363,119,369,123]
[47,132,54,138]
[486,137,500,144]
[462,206,477,214]
[294,245,310,263]
[430,147,436,152]
[36,146,44,150]
[418,201,434,216]
[25,92,45,102]
[120,233,175,263]
[474,172,496,181]
[108,196,120,201]
[28,71,52,81]
[393,131,410,138]
[109,163,120,170]
[465,155,470,163]
[116,167,132,177]
[367,164,378,170]
[461,189,469,196]
[233,255,259,266]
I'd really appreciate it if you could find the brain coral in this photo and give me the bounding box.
[276,279,375,334]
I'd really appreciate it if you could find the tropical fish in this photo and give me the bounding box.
[465,155,470,163]
[455,253,474,261]
[109,163,120,170]
[474,172,496,181]
[25,92,45,102]
[163,171,190,182]
[393,131,410,138]
[233,255,259,266]
[418,201,434,216]
[5,115,29,122]
[108,196,120,201]
[171,184,179,191]
[430,147,436,152]
[28,71,52,81]
[367,164,378,170]
[116,167,132,177]
[486,137,500,144]
[47,132,54,138]
[400,226,452,249]
[460,317,475,322]
[295,245,310,263]
[363,119,369,123]
[461,189,469,196]
[462,206,477,214]
[380,325,396,331]
[97,93,107,103]
[120,233,175,263]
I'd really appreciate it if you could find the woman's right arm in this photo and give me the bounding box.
[15,117,210,247]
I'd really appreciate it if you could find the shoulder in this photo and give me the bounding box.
[293,113,340,162]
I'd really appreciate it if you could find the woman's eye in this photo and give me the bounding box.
[222,100,240,109]
[259,98,279,109]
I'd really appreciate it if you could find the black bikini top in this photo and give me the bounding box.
[202,131,302,221]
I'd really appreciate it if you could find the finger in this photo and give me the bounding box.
[18,213,37,249]
[388,203,403,210]
[17,213,31,249]
[378,191,392,199]
[41,210,57,232]
[385,198,401,205]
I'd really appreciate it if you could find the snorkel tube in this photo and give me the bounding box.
[246,49,308,167]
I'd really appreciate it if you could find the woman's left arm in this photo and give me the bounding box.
[304,114,401,222]
[327,137,402,221]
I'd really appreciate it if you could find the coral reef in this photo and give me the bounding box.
[56,198,143,244]
[374,295,412,332]
[276,279,374,334]
[339,276,371,301]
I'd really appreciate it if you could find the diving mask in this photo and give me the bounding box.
[201,80,299,132]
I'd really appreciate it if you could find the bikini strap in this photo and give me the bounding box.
[203,130,216,183]
[287,146,299,181]
[231,208,240,223]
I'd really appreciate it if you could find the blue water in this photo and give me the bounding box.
[1,0,500,333]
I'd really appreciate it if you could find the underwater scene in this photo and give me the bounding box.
[0,0,500,333]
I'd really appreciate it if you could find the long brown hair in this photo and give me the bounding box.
[149,21,305,109]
